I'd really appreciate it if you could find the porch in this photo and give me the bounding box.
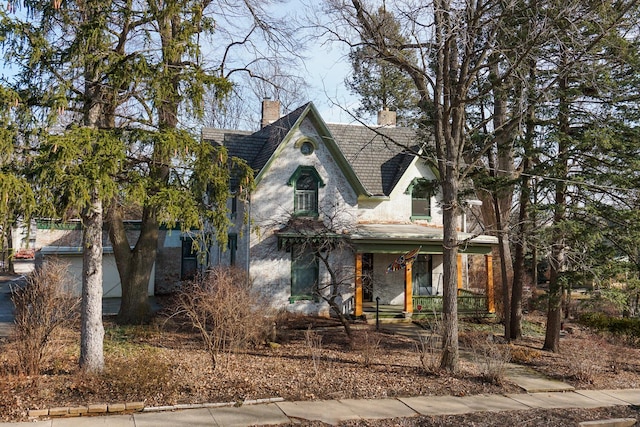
[353,252,496,318]
[350,223,498,318]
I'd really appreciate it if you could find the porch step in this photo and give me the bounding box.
[362,310,416,324]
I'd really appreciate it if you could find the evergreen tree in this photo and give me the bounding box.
[34,128,124,371]
[0,85,35,274]
[2,0,132,371]
[527,0,640,351]
[2,0,295,325]
[346,7,420,125]
[107,0,272,324]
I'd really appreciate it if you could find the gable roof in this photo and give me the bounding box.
[326,124,421,197]
[201,102,430,198]
[201,103,307,173]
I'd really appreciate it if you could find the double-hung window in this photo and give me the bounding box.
[408,178,436,220]
[295,173,318,215]
[291,245,318,301]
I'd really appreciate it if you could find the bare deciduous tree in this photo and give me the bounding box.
[315,0,640,365]
[317,0,536,370]
[264,202,358,341]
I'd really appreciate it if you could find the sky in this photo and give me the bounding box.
[273,0,365,125]
[301,42,361,124]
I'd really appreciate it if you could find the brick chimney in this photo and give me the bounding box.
[377,108,397,127]
[261,98,280,128]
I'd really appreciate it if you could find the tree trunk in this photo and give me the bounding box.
[477,153,514,338]
[511,143,532,340]
[328,297,353,341]
[79,189,105,372]
[543,247,564,352]
[493,194,511,341]
[543,183,567,352]
[510,168,529,340]
[543,57,569,353]
[433,0,464,372]
[77,0,110,369]
[110,204,156,324]
[7,226,14,274]
[511,63,537,340]
[116,254,154,324]
[440,172,459,371]
[112,3,179,324]
[486,58,515,340]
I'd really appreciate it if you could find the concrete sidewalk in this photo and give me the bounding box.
[0,389,638,426]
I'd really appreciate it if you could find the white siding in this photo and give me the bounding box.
[357,160,443,225]
[369,254,444,305]
[247,118,359,313]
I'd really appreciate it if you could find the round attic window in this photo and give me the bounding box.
[300,141,314,156]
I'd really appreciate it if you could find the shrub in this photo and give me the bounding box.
[416,335,441,374]
[509,345,541,364]
[175,267,274,371]
[565,354,596,383]
[578,312,640,346]
[11,261,80,375]
[577,292,625,317]
[101,347,175,401]
[463,332,511,385]
[416,315,442,374]
[352,329,381,368]
[304,325,323,376]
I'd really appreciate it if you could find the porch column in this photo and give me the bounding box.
[404,261,413,315]
[355,253,363,317]
[457,253,463,290]
[485,254,496,313]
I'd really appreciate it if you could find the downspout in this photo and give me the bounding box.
[245,196,251,280]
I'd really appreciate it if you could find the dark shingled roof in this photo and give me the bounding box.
[202,103,425,197]
[327,124,420,197]
[202,104,309,172]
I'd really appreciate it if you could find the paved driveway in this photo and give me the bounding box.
[0,279,17,337]
[0,278,161,338]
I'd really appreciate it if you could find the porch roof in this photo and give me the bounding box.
[275,218,345,250]
[351,224,498,255]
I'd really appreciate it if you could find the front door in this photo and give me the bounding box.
[362,253,373,302]
[412,254,433,295]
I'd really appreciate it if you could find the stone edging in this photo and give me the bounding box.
[28,397,285,420]
[28,402,145,419]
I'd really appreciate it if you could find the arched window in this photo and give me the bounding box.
[288,166,325,217]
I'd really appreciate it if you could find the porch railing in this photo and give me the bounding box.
[412,289,487,315]
[340,295,355,316]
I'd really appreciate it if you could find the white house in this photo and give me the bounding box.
[202,100,498,317]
